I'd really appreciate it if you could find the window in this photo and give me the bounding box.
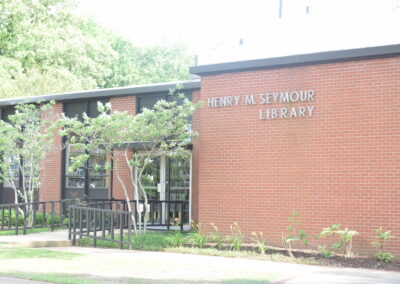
[137,93,192,113]
[63,100,110,200]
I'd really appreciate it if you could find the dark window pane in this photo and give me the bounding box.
[88,99,108,118]
[1,107,16,122]
[137,95,165,113]
[64,102,86,120]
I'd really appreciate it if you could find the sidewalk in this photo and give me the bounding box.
[0,230,71,248]
[1,245,399,284]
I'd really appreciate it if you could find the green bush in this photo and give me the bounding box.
[0,209,24,226]
[0,209,63,227]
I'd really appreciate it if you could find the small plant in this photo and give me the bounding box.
[186,221,208,248]
[225,222,244,251]
[372,228,395,262]
[171,232,185,247]
[210,223,223,249]
[318,245,335,258]
[282,211,309,257]
[251,232,268,254]
[319,224,358,257]
[376,252,394,263]
[186,232,208,248]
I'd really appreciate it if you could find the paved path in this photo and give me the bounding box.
[0,246,399,283]
[0,230,71,247]
[0,276,46,284]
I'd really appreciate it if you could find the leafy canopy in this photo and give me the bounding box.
[0,0,193,99]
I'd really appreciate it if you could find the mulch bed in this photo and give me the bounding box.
[204,243,400,272]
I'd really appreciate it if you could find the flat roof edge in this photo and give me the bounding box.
[0,79,201,107]
[189,44,400,76]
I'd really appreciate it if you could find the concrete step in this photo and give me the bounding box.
[0,230,72,248]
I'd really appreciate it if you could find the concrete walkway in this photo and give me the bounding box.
[0,246,399,284]
[0,276,46,284]
[0,230,71,248]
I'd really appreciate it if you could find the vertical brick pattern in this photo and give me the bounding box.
[40,103,63,202]
[194,57,400,254]
[110,96,136,200]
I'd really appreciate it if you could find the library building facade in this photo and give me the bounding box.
[0,44,399,254]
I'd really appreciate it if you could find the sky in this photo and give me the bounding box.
[78,0,400,65]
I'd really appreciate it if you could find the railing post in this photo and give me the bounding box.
[1,206,4,230]
[110,211,114,240]
[166,200,170,231]
[119,213,123,249]
[72,207,76,246]
[79,209,83,239]
[68,207,72,240]
[15,205,19,235]
[23,204,27,235]
[128,212,132,250]
[8,205,12,230]
[51,202,55,231]
[33,203,37,228]
[102,211,106,238]
[180,202,184,232]
[43,203,46,227]
[93,210,97,248]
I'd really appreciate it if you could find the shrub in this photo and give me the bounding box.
[372,228,395,262]
[225,222,244,251]
[251,232,268,254]
[319,224,358,257]
[0,209,24,226]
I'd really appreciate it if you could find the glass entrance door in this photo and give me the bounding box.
[139,155,191,227]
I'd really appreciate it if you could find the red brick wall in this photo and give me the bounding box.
[110,96,136,200]
[193,57,400,254]
[40,103,63,202]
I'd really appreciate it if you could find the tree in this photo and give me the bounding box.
[59,87,198,234]
[0,102,59,225]
[0,0,193,99]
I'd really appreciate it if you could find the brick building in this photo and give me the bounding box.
[0,44,399,254]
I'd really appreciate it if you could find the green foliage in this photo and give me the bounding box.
[0,0,193,98]
[376,251,394,263]
[130,232,184,251]
[251,232,268,254]
[0,209,62,227]
[209,223,223,249]
[59,88,199,235]
[171,232,185,247]
[282,211,308,257]
[0,209,24,226]
[319,224,358,257]
[187,221,209,248]
[226,222,244,251]
[372,228,395,262]
[0,102,58,212]
[318,246,335,258]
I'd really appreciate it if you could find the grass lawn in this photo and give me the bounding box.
[78,231,182,250]
[0,227,65,235]
[0,247,81,260]
[77,231,318,266]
